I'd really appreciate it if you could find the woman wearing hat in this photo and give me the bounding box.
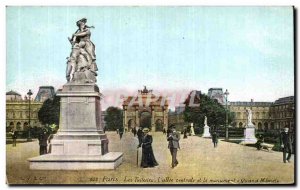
[137,128,158,168]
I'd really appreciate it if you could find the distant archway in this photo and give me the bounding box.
[264,122,268,130]
[155,119,163,131]
[239,122,243,128]
[232,122,237,128]
[128,119,135,131]
[122,87,168,132]
[140,111,151,129]
[258,122,262,131]
[16,122,22,131]
[23,122,29,131]
[7,122,14,132]
[270,122,275,130]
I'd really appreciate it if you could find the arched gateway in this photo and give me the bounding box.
[122,86,169,132]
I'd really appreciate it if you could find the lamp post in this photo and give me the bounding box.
[224,89,229,141]
[27,89,33,142]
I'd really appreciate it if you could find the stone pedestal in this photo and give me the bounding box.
[202,125,211,138]
[28,83,123,170]
[240,123,257,145]
[190,126,195,136]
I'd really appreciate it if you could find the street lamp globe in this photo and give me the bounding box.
[27,89,33,97]
[224,89,229,96]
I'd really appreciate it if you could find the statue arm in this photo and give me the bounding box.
[74,29,91,37]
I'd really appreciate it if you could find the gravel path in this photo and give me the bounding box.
[6,131,294,184]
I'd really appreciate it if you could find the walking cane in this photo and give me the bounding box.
[137,148,139,167]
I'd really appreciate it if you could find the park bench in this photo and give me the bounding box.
[260,143,274,152]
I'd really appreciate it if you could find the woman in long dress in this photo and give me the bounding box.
[138,128,158,168]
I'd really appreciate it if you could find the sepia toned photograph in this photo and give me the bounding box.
[5,6,295,185]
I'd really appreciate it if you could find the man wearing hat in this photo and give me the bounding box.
[167,125,180,168]
[280,127,293,163]
[38,127,49,155]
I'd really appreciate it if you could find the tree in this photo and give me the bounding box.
[38,96,60,126]
[183,91,234,131]
[104,107,123,131]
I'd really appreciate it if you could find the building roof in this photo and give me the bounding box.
[208,88,223,91]
[274,96,294,105]
[39,86,55,89]
[229,101,273,106]
[6,90,21,96]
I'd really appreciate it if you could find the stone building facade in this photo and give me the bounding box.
[207,88,295,131]
[269,96,295,132]
[6,91,43,131]
[229,96,295,131]
[122,86,168,132]
[229,101,272,129]
[6,86,56,132]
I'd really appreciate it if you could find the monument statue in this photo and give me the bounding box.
[246,108,253,124]
[202,116,211,138]
[190,123,195,136]
[29,18,123,170]
[240,108,257,145]
[66,18,98,83]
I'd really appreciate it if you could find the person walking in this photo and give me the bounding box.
[212,131,219,148]
[167,125,180,168]
[11,129,18,147]
[137,127,143,145]
[137,128,158,168]
[256,134,264,150]
[183,127,188,139]
[38,128,49,155]
[280,127,293,163]
[119,127,124,139]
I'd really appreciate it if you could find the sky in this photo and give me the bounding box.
[6,6,294,109]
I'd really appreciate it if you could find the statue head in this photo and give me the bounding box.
[76,18,87,28]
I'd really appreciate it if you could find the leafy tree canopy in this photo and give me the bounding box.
[38,96,60,126]
[183,91,234,130]
[104,107,123,131]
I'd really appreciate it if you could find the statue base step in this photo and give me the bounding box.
[202,126,211,138]
[28,152,123,170]
[240,125,257,145]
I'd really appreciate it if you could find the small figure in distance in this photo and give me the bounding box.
[38,127,49,155]
[280,127,293,163]
[119,127,124,140]
[10,129,18,147]
[183,127,188,139]
[167,125,180,168]
[212,130,219,148]
[256,134,264,150]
